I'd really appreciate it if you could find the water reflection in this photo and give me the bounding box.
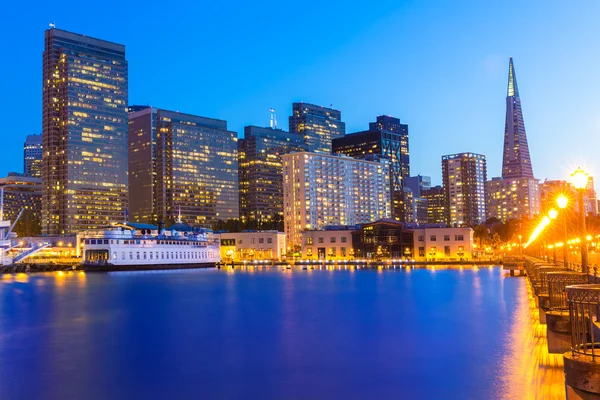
[498,279,565,399]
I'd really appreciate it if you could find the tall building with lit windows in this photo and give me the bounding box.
[238,126,305,223]
[289,102,345,154]
[486,57,540,222]
[42,28,128,235]
[154,110,238,226]
[442,153,487,227]
[422,185,446,224]
[23,134,42,178]
[332,115,410,221]
[128,106,156,223]
[282,152,391,248]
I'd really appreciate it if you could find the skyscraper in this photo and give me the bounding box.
[238,126,305,223]
[442,153,487,227]
[289,102,345,154]
[23,134,42,178]
[128,106,156,223]
[502,57,534,179]
[42,28,128,235]
[332,115,410,221]
[486,58,540,222]
[283,152,391,248]
[422,185,446,224]
[154,110,238,226]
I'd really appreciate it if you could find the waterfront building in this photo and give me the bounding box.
[42,28,128,235]
[0,173,42,236]
[128,106,156,223]
[351,219,413,259]
[411,227,473,261]
[422,185,446,224]
[238,126,305,223]
[154,110,238,226]
[332,115,410,221]
[288,102,345,154]
[486,58,540,222]
[301,228,354,260]
[282,152,391,249]
[23,135,42,178]
[217,231,286,262]
[442,153,487,227]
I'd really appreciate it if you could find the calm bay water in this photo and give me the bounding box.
[0,266,564,399]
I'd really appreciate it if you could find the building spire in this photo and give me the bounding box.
[507,57,519,98]
[501,57,534,179]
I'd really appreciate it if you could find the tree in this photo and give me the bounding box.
[473,224,489,248]
[14,210,41,238]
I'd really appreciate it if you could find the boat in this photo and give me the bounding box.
[80,224,221,271]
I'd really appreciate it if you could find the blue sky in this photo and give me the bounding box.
[3,0,600,185]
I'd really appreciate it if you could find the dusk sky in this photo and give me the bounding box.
[3,0,600,185]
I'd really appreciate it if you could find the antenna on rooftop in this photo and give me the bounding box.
[269,108,278,129]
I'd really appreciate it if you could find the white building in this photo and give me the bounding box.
[486,177,540,222]
[216,231,286,262]
[301,229,354,260]
[282,152,391,249]
[411,227,474,261]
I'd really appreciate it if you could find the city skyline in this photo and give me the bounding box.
[2,1,600,186]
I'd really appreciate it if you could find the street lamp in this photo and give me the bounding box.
[557,194,569,267]
[571,167,589,273]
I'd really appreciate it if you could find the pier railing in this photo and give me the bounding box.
[536,266,567,295]
[567,284,600,360]
[548,272,588,311]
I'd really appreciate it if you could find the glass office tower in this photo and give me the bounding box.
[289,102,345,154]
[42,28,128,235]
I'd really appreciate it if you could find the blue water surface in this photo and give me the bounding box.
[0,266,540,399]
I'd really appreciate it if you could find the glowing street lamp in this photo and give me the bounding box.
[571,167,589,273]
[548,209,558,219]
[556,194,569,266]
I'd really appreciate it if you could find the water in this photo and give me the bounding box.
[0,266,565,399]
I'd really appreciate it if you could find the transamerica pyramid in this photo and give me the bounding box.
[501,57,534,179]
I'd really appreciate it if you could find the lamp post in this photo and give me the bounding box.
[548,209,558,264]
[557,194,569,267]
[571,167,589,273]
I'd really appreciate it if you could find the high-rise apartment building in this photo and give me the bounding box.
[289,102,345,154]
[422,185,446,224]
[238,126,305,222]
[486,57,540,222]
[24,134,42,178]
[282,152,391,248]
[154,110,238,226]
[442,153,487,227]
[332,115,410,221]
[42,28,128,235]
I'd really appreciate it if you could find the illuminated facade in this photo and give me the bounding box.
[289,102,345,154]
[411,227,473,261]
[302,228,355,260]
[238,126,305,222]
[442,153,487,227]
[217,231,286,262]
[0,173,42,236]
[128,106,156,223]
[155,110,238,226]
[540,179,598,216]
[332,115,410,221]
[42,28,128,235]
[351,219,413,259]
[486,57,540,222]
[486,177,540,222]
[502,57,534,179]
[422,185,446,224]
[282,152,391,249]
[24,135,42,178]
